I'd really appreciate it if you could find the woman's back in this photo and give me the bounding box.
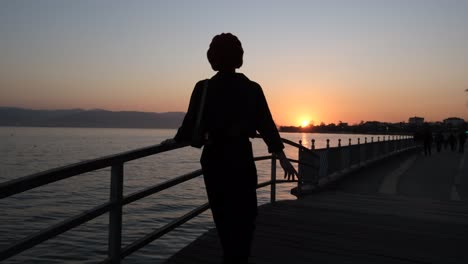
[205,72,256,140]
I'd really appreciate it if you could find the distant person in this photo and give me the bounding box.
[435,132,443,153]
[448,133,457,151]
[413,130,424,150]
[413,130,421,143]
[459,130,466,153]
[443,132,449,150]
[162,33,298,264]
[422,124,433,156]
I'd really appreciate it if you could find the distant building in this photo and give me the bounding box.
[408,116,424,126]
[443,117,465,127]
[338,122,348,128]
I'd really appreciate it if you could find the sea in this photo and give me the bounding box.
[0,127,387,263]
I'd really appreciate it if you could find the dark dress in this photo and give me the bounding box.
[174,72,284,262]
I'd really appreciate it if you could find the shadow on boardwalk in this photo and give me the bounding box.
[166,149,468,264]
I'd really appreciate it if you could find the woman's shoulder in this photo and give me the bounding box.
[195,79,209,86]
[236,73,262,90]
[193,79,210,91]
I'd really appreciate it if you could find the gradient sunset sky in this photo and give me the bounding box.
[1,0,467,126]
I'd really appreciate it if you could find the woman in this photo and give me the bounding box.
[162,33,297,264]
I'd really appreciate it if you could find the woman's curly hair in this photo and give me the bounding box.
[207,33,243,71]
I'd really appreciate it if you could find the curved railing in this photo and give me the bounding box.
[0,136,315,263]
[295,135,418,195]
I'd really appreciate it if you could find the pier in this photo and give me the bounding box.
[167,147,468,263]
[1,135,467,263]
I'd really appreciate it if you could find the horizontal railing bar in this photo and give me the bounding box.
[288,159,317,170]
[257,180,272,189]
[0,143,188,199]
[275,179,298,184]
[253,155,317,169]
[0,202,111,261]
[321,138,413,150]
[118,202,211,261]
[123,169,203,206]
[281,138,319,156]
[253,134,318,156]
[253,155,317,166]
[256,179,298,189]
[253,155,273,161]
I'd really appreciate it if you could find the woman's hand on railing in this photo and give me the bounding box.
[275,151,299,181]
[161,138,177,146]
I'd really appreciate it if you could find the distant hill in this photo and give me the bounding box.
[0,107,185,129]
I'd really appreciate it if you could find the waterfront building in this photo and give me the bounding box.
[408,116,424,126]
[443,117,465,127]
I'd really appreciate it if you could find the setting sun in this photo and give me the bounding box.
[301,120,310,127]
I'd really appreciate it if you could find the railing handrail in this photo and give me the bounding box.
[0,142,189,199]
[294,136,418,196]
[0,135,412,263]
[0,136,313,199]
[0,136,308,263]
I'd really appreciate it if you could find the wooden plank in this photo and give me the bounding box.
[165,192,468,264]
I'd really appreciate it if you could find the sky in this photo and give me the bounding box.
[1,0,467,126]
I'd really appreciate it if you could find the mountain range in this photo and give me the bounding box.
[0,107,185,129]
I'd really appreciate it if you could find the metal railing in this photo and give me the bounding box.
[0,136,313,263]
[0,134,418,263]
[296,135,418,195]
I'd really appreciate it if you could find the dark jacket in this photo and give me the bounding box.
[174,72,284,153]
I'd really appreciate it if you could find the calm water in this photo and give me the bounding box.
[0,127,386,263]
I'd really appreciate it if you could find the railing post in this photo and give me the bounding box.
[357,138,361,166]
[271,155,276,204]
[338,139,343,170]
[348,138,352,168]
[109,163,124,263]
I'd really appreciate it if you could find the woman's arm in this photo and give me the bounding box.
[253,83,284,153]
[253,83,298,180]
[161,81,204,145]
[275,150,299,181]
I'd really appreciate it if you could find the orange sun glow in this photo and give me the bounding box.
[301,120,310,127]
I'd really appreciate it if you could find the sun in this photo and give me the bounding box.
[301,120,310,127]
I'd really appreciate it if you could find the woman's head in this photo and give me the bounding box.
[207,33,243,71]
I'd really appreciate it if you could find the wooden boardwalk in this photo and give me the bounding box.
[166,149,468,264]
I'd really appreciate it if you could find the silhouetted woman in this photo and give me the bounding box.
[162,33,297,264]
